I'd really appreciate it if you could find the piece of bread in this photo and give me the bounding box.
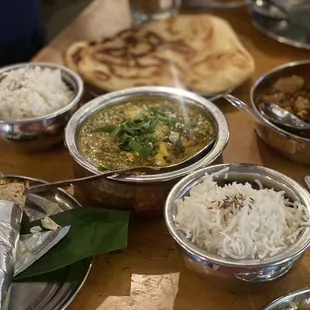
[0,179,28,207]
[64,14,255,95]
[63,41,92,72]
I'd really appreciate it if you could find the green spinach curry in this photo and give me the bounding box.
[78,98,216,171]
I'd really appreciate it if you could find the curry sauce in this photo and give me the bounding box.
[78,98,216,170]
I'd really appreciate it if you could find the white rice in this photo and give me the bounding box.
[174,173,309,260]
[0,66,74,120]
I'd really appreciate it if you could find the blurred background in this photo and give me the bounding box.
[40,0,92,40]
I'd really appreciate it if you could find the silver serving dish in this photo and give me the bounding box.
[262,287,310,309]
[250,1,310,50]
[0,63,84,152]
[1,174,92,310]
[164,163,310,283]
[65,86,229,217]
[250,60,310,166]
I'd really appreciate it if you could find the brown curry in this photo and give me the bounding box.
[260,74,310,123]
[78,98,216,171]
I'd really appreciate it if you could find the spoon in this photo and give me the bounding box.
[25,166,161,195]
[258,102,310,136]
[224,94,310,138]
[25,138,215,195]
[224,95,264,124]
[252,0,288,20]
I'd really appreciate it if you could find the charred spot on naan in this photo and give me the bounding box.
[116,28,139,40]
[64,41,92,72]
[93,47,134,67]
[108,63,158,79]
[191,51,243,72]
[166,40,196,60]
[93,70,110,82]
[145,31,165,47]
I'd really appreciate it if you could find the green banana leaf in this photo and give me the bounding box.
[14,208,130,280]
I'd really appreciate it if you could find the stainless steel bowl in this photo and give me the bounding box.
[262,287,310,309]
[65,86,229,217]
[165,163,310,282]
[0,62,84,152]
[250,60,310,166]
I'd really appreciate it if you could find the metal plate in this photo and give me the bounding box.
[1,175,92,310]
[262,287,310,310]
[250,5,310,50]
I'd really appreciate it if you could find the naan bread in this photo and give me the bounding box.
[64,41,93,72]
[64,14,255,95]
[0,178,28,207]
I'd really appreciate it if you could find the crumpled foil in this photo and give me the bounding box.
[0,190,71,309]
[14,226,70,276]
[25,194,63,221]
[0,200,23,310]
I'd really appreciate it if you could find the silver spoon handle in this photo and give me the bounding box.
[25,166,160,195]
[224,95,264,124]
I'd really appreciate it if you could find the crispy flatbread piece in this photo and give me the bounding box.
[0,179,28,207]
[64,14,255,95]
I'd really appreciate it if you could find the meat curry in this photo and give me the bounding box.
[260,74,310,123]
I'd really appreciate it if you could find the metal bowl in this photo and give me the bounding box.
[262,287,310,309]
[65,86,229,217]
[0,62,84,152]
[164,163,310,282]
[250,60,310,166]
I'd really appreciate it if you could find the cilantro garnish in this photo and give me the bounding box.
[90,108,176,158]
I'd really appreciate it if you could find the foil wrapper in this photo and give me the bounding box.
[0,200,23,310]
[14,226,70,276]
[25,194,63,221]
[0,180,73,309]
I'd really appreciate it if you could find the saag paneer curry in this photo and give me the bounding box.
[78,98,216,171]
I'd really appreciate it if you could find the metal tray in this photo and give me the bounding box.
[250,6,310,50]
[1,175,92,310]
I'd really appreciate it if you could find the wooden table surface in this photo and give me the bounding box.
[2,0,310,309]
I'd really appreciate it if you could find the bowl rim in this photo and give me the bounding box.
[250,59,310,142]
[64,86,229,183]
[262,287,310,310]
[164,163,310,268]
[0,62,84,124]
[186,0,251,9]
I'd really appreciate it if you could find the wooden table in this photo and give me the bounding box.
[2,1,310,309]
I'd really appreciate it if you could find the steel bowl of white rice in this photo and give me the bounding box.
[164,163,310,283]
[0,62,84,151]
